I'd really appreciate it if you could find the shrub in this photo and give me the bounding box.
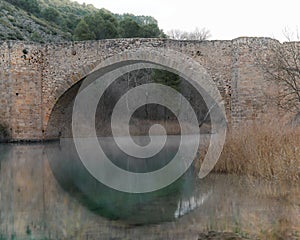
[214,118,300,182]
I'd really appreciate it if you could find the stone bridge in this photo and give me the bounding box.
[0,37,281,141]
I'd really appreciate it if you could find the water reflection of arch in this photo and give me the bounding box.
[45,139,213,225]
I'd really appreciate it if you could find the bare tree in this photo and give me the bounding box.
[168,27,211,41]
[257,34,300,113]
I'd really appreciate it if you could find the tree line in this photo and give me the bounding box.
[4,0,165,40]
[73,9,165,40]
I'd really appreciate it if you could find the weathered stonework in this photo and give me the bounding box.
[0,38,289,140]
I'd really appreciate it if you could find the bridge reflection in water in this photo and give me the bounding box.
[0,142,299,239]
[46,136,201,224]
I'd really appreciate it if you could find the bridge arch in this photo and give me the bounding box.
[45,47,226,139]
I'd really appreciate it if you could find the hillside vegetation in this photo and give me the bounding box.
[0,0,165,42]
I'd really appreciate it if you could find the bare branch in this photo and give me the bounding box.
[254,31,300,112]
[167,27,211,41]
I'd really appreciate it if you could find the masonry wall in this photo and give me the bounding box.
[230,38,282,124]
[0,38,283,140]
[0,41,44,140]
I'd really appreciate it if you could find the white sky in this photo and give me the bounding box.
[73,0,299,42]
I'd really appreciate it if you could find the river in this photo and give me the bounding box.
[0,140,299,239]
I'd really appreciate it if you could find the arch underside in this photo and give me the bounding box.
[46,48,226,139]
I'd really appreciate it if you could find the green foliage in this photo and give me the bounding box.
[62,13,81,32]
[119,17,141,38]
[74,9,164,40]
[74,9,119,40]
[41,7,60,23]
[115,13,158,25]
[139,24,162,38]
[152,70,181,91]
[74,19,95,41]
[3,0,165,41]
[30,32,43,42]
[36,0,96,34]
[5,0,40,15]
[92,9,119,39]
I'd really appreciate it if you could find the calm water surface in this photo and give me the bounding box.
[0,140,299,239]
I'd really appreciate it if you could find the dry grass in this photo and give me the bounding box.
[96,119,211,136]
[214,118,300,182]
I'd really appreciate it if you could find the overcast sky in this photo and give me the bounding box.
[73,0,299,42]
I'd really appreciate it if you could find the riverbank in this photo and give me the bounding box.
[213,118,300,182]
[2,117,299,183]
